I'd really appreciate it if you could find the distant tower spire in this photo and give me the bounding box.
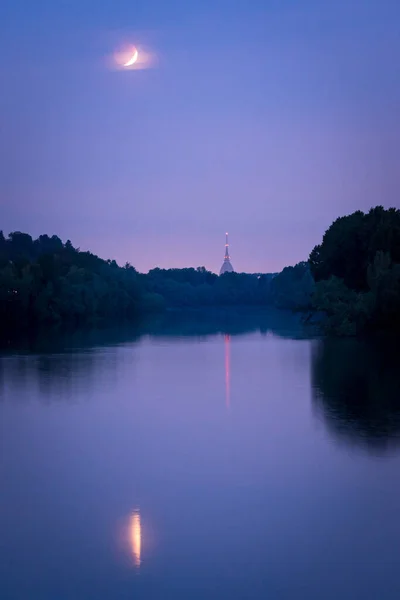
[225,232,230,259]
[220,232,234,275]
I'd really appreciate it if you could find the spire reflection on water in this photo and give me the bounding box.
[224,334,231,409]
[129,509,141,567]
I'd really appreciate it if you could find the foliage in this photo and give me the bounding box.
[5,205,398,339]
[309,206,400,291]
[268,262,315,310]
[0,232,145,335]
[143,268,275,307]
[309,207,400,335]
[0,231,280,338]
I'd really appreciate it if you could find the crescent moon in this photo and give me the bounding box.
[124,49,139,67]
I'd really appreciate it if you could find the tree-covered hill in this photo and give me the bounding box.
[309,206,400,335]
[2,206,399,339]
[0,232,160,332]
[0,232,277,336]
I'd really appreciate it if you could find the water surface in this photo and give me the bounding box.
[1,311,400,599]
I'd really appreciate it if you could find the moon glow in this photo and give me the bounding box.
[124,49,139,67]
[111,43,156,71]
[130,511,141,567]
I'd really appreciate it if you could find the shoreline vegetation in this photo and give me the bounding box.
[1,206,399,341]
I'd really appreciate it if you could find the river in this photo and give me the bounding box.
[1,310,400,599]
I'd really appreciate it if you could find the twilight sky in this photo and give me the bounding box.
[1,0,400,273]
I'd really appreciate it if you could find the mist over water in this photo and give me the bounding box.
[1,310,400,600]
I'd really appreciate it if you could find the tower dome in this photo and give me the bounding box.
[219,233,234,275]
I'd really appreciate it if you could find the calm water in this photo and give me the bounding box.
[1,311,400,600]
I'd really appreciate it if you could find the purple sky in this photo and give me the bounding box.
[1,0,400,273]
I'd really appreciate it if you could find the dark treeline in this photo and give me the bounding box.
[143,267,275,307]
[0,232,159,333]
[0,231,280,337]
[309,206,400,335]
[1,205,399,338]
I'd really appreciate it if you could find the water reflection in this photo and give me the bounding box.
[312,338,400,454]
[4,313,400,598]
[129,509,141,568]
[0,349,124,403]
[0,308,307,356]
[224,334,231,409]
[0,325,143,354]
[142,307,307,339]
[0,309,307,405]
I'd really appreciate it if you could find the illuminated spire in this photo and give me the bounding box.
[225,232,230,259]
[220,232,234,275]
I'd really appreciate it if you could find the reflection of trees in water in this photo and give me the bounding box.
[312,338,400,453]
[0,308,307,403]
[0,308,306,354]
[0,350,124,403]
[141,307,307,339]
[0,326,143,403]
[0,326,142,355]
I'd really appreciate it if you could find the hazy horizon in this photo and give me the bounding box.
[1,0,400,273]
